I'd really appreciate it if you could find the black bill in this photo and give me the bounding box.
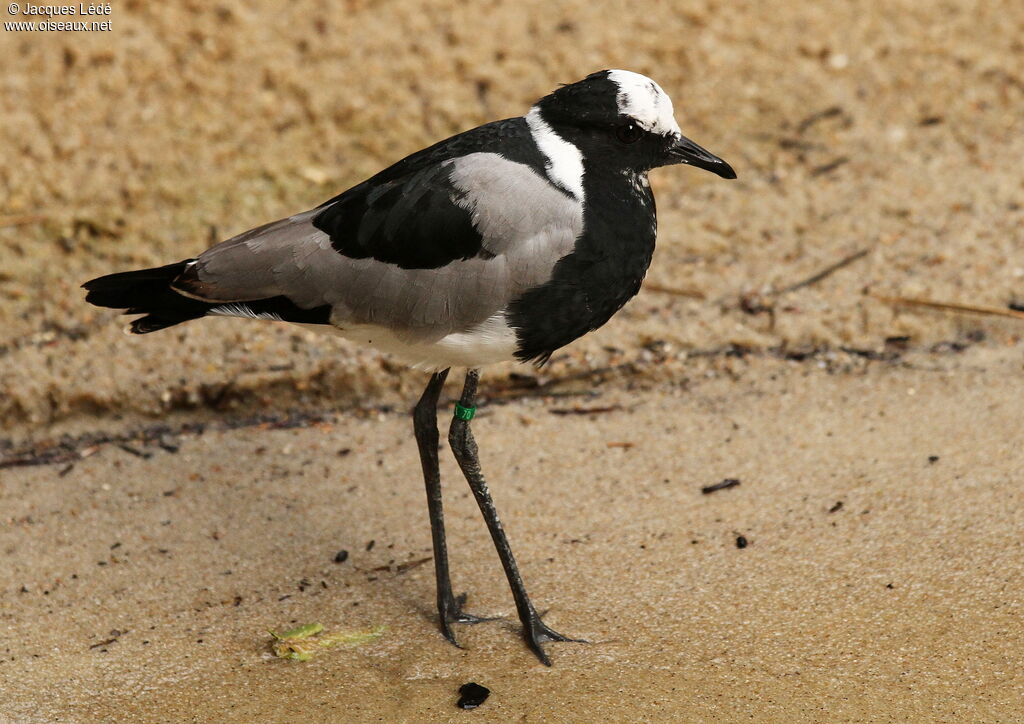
[667,134,737,179]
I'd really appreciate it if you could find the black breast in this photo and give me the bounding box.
[507,174,657,363]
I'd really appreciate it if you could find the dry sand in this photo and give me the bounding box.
[2,0,1023,721]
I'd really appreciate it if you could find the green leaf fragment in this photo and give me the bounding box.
[317,626,385,647]
[269,623,324,641]
[269,623,384,661]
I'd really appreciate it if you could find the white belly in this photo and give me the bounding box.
[296,312,519,371]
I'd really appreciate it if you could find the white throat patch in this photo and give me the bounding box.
[525,107,585,201]
[606,69,682,137]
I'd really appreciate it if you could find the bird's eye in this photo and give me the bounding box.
[615,122,643,144]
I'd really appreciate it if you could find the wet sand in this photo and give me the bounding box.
[3,348,1023,721]
[2,0,1024,721]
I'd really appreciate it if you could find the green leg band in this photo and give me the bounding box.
[453,403,476,421]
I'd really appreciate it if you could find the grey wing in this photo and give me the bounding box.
[172,153,583,342]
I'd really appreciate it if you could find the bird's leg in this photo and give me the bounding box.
[413,369,492,646]
[448,369,583,666]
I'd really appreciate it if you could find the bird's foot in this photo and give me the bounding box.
[521,610,586,666]
[439,592,499,646]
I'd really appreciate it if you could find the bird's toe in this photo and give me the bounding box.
[522,613,587,666]
[438,592,501,647]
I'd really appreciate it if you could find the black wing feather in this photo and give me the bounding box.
[317,163,482,268]
[312,117,548,270]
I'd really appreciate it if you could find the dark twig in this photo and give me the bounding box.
[88,638,119,650]
[548,405,623,416]
[701,478,741,495]
[116,442,152,459]
[797,106,844,134]
[88,629,127,649]
[776,137,824,152]
[394,556,432,575]
[782,248,870,293]
[810,156,849,177]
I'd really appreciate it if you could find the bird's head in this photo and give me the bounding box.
[531,69,736,179]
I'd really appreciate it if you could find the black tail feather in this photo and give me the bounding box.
[83,260,334,334]
[83,261,188,309]
[83,260,212,334]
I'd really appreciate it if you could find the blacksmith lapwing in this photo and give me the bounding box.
[84,69,736,665]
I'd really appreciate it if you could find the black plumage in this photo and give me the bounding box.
[315,163,484,269]
[312,118,553,269]
[84,261,207,333]
[508,156,658,363]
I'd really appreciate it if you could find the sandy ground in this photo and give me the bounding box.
[2,0,1024,721]
[3,348,1023,722]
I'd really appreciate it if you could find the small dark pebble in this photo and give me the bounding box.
[701,478,741,495]
[927,455,939,464]
[338,448,352,457]
[366,540,375,552]
[457,682,490,710]
[333,549,349,564]
[828,501,844,513]
[886,583,894,589]
[735,535,748,549]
